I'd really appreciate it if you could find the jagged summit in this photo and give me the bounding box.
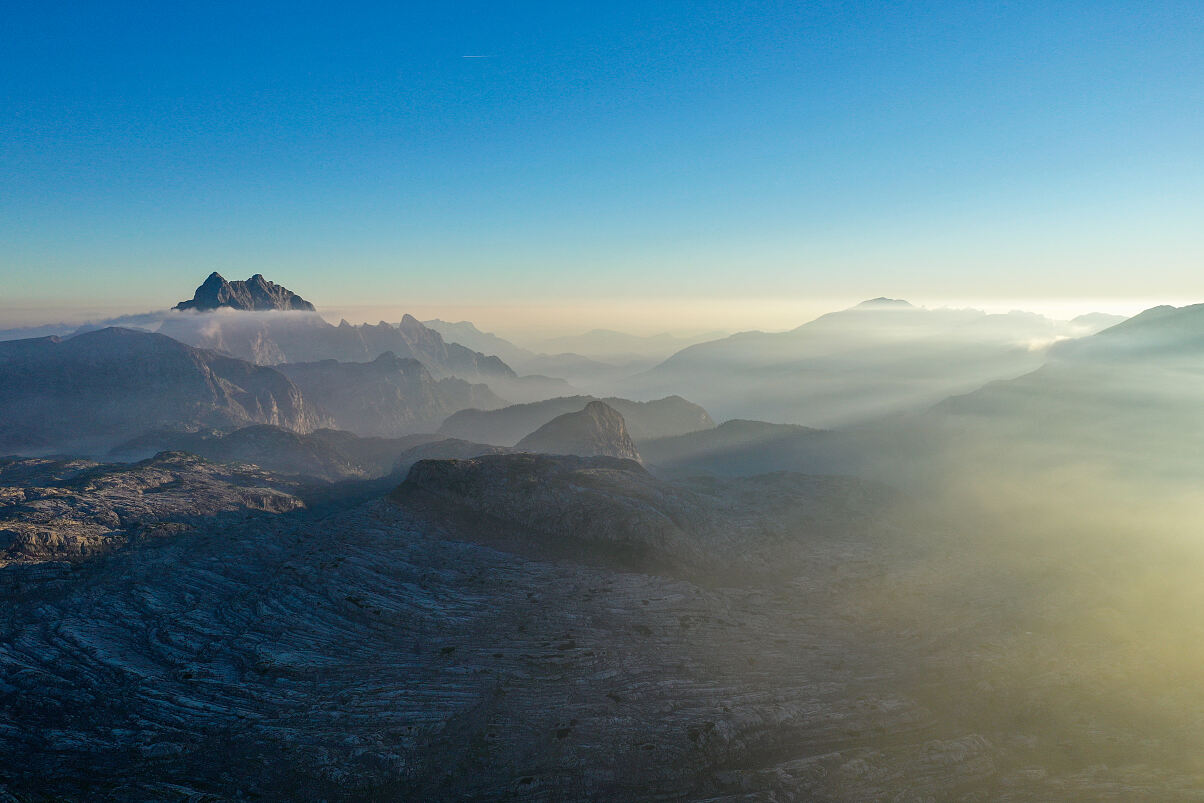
[174,272,316,312]
[515,400,641,462]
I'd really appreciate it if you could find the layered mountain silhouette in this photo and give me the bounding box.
[422,319,677,390]
[160,311,518,381]
[514,401,641,461]
[174,272,316,312]
[277,352,504,437]
[621,299,1123,426]
[422,319,536,367]
[633,302,1204,486]
[0,328,328,455]
[439,395,713,445]
[163,274,576,400]
[0,326,513,458]
[922,302,1204,480]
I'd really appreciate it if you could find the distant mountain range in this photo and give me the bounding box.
[0,275,579,404]
[422,319,536,367]
[423,320,726,366]
[619,299,1126,427]
[422,319,676,391]
[0,326,533,456]
[625,301,1204,487]
[160,311,516,382]
[1,274,1170,482]
[0,328,328,455]
[925,301,1204,480]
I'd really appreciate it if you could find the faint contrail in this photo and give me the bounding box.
[461,55,495,59]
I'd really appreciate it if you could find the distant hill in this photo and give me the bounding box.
[531,328,728,363]
[0,328,328,455]
[393,437,516,477]
[439,395,714,445]
[515,401,642,462]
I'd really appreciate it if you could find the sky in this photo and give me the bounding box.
[2,1,1202,334]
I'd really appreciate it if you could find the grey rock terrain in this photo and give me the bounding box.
[174,272,317,312]
[514,401,642,461]
[0,452,305,567]
[3,448,1197,798]
[0,328,328,455]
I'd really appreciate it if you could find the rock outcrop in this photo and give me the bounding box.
[439,394,714,445]
[514,401,641,461]
[394,452,882,575]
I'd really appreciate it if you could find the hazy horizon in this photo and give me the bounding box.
[0,290,1190,342]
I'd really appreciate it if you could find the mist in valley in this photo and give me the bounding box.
[6,281,1204,798]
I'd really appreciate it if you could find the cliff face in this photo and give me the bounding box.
[174,272,317,312]
[0,328,329,455]
[514,401,641,461]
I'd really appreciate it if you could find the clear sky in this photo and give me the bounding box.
[3,1,1202,333]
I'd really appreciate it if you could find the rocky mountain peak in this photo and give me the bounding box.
[515,401,642,462]
[173,272,317,312]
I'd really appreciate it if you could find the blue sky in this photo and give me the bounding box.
[3,1,1202,331]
